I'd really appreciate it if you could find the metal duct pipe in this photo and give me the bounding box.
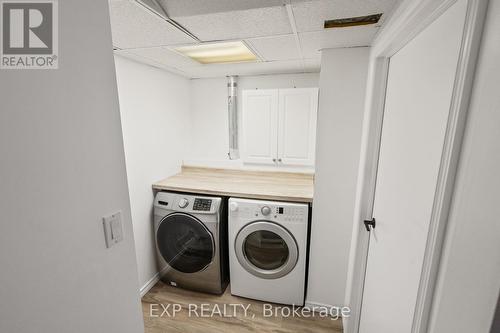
[227,76,239,160]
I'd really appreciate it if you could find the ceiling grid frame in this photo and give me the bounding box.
[285,1,306,72]
[110,0,402,78]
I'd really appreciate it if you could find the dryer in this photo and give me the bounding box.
[228,198,309,305]
[154,192,228,294]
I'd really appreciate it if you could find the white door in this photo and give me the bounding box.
[277,88,318,166]
[359,1,468,332]
[242,89,279,164]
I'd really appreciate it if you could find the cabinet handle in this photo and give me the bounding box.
[278,158,282,163]
[272,158,277,162]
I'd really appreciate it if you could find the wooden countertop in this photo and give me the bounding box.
[152,166,314,203]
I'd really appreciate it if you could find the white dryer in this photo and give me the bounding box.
[228,198,309,305]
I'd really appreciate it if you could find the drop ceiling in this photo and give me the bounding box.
[110,0,400,78]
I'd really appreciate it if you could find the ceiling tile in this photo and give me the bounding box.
[303,58,321,72]
[299,32,322,59]
[114,49,189,77]
[109,0,195,49]
[114,49,156,65]
[246,35,300,61]
[110,0,398,78]
[299,26,376,58]
[172,6,292,41]
[291,0,400,33]
[181,60,309,79]
[124,46,201,68]
[158,0,286,17]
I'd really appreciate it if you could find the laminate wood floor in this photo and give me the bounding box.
[142,281,343,333]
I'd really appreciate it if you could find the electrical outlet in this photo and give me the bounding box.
[103,211,123,248]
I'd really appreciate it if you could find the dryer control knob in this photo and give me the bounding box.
[178,198,189,208]
[261,206,271,216]
[229,202,238,212]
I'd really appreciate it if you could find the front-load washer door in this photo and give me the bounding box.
[156,212,214,274]
[235,221,298,279]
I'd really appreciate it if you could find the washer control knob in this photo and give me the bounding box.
[261,206,271,216]
[178,198,189,208]
[229,202,239,212]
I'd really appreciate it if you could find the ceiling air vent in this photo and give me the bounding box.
[324,13,383,29]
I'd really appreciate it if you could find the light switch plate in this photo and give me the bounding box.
[103,211,123,248]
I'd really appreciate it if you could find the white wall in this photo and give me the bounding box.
[114,55,191,291]
[185,73,319,172]
[0,1,144,332]
[306,48,370,308]
[428,1,500,331]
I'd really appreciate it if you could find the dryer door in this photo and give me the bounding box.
[235,221,298,279]
[156,212,214,273]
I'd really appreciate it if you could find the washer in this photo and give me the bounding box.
[228,198,309,305]
[154,192,228,294]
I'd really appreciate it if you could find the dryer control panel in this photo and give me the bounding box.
[229,198,308,224]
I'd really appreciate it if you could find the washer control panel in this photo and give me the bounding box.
[193,198,212,211]
[154,192,220,214]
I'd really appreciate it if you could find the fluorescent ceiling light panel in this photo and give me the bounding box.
[175,41,258,64]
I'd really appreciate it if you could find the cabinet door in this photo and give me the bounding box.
[277,88,318,166]
[242,89,279,164]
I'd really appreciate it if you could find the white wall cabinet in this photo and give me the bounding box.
[241,89,279,165]
[242,88,318,167]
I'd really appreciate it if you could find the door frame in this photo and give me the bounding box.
[344,0,489,332]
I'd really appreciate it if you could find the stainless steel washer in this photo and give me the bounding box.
[153,192,228,294]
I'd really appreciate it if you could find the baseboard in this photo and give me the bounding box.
[304,300,351,323]
[304,300,336,312]
[140,273,160,298]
